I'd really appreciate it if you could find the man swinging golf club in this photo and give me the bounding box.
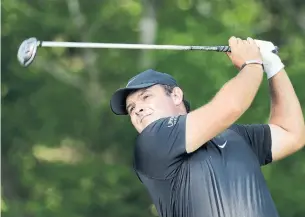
[110,36,305,217]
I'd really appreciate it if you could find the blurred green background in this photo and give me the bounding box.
[1,0,305,216]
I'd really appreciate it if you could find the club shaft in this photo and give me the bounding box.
[40,41,229,52]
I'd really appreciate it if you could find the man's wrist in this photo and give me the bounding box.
[259,50,285,79]
[245,64,264,69]
[266,61,285,79]
[240,59,264,71]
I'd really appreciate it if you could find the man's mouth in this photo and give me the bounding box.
[140,114,151,123]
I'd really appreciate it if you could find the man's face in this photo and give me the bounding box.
[126,85,180,133]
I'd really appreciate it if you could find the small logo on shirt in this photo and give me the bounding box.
[167,116,177,127]
[218,140,227,148]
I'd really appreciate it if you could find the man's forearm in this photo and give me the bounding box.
[218,64,264,113]
[268,69,305,140]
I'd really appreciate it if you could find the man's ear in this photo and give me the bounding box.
[171,87,184,106]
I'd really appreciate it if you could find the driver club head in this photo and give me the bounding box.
[17,37,40,67]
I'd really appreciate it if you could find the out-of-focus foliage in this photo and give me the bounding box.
[1,0,305,216]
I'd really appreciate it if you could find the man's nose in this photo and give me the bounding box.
[135,106,144,116]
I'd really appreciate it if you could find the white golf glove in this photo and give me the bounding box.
[253,39,285,79]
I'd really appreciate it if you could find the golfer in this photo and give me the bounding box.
[110,36,305,217]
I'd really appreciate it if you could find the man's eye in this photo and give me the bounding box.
[143,94,151,100]
[129,107,134,113]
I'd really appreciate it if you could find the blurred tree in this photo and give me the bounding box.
[1,0,304,216]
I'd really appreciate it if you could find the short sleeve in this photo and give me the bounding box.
[230,124,273,166]
[134,115,187,179]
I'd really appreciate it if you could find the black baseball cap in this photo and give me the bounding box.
[110,69,191,115]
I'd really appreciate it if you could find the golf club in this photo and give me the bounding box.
[17,37,279,67]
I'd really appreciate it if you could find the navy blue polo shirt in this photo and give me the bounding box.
[133,115,279,217]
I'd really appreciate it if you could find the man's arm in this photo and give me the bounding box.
[268,69,305,161]
[185,37,264,153]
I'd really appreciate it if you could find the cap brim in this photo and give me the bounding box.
[110,83,155,115]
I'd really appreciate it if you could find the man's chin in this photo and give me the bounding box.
[141,115,157,126]
[137,116,160,133]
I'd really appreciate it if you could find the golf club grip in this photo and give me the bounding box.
[194,45,279,54]
[216,46,231,52]
[188,46,231,52]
